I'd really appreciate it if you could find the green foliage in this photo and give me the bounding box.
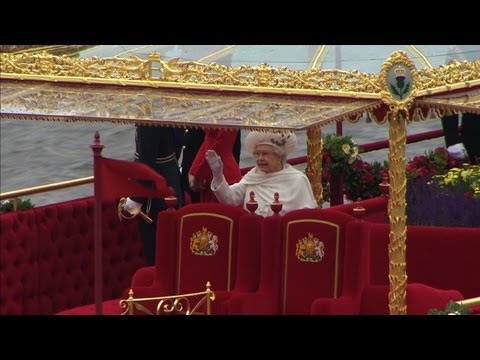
[428,301,472,315]
[390,84,400,96]
[0,198,35,213]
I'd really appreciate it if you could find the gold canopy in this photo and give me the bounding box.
[1,50,479,128]
[0,79,382,131]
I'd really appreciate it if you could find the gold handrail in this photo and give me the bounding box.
[456,297,480,307]
[0,176,93,210]
[119,281,215,315]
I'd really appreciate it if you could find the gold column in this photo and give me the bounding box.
[387,110,408,315]
[380,51,417,315]
[306,126,323,207]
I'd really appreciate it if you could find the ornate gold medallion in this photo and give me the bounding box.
[295,233,324,263]
[190,227,219,256]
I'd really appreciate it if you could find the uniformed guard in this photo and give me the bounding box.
[120,125,185,265]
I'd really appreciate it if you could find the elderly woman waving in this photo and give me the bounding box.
[206,130,317,217]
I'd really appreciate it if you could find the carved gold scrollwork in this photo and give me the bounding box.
[1,52,479,99]
[119,282,215,315]
[0,52,380,95]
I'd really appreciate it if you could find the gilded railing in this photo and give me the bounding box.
[0,177,93,211]
[456,297,480,307]
[119,282,215,315]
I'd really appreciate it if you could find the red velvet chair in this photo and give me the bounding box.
[310,218,371,315]
[279,208,358,314]
[311,220,475,315]
[211,213,264,314]
[219,213,284,314]
[126,203,254,314]
[226,208,359,314]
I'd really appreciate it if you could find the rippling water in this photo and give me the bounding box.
[0,118,445,207]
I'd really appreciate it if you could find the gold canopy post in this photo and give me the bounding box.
[380,51,419,315]
[387,110,408,314]
[306,126,323,207]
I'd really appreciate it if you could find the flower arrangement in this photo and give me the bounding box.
[321,134,390,203]
[322,134,359,179]
[344,159,389,202]
[406,147,462,182]
[431,165,480,199]
[321,135,360,203]
[406,160,480,227]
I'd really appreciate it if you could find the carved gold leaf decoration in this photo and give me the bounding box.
[415,60,480,93]
[2,52,479,98]
[0,52,380,95]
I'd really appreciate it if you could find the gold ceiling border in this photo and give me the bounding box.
[416,103,480,116]
[2,52,479,101]
[415,60,480,96]
[0,52,381,98]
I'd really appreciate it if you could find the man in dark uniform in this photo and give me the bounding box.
[122,125,185,265]
[441,46,480,165]
[175,128,205,203]
[176,128,241,204]
[442,113,480,165]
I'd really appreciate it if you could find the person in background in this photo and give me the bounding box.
[441,112,480,165]
[175,127,205,203]
[206,130,317,216]
[176,128,242,203]
[188,128,242,203]
[121,125,185,265]
[441,46,480,165]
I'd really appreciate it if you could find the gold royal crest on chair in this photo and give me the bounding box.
[190,227,219,256]
[295,233,325,263]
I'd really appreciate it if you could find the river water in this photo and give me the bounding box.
[0,117,445,207]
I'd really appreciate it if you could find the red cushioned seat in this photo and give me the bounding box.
[125,203,258,315]
[280,208,357,314]
[228,208,359,314]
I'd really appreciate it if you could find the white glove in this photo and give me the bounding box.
[206,149,224,186]
[123,197,143,215]
[447,143,468,160]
